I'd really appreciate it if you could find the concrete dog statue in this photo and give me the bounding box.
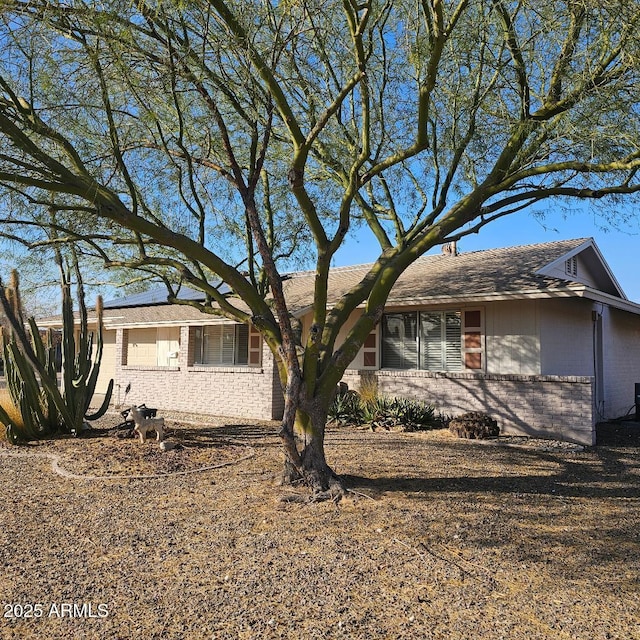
[125,406,165,443]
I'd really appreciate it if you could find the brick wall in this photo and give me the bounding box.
[341,369,596,445]
[114,327,281,420]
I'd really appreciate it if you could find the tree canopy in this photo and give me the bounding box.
[0,0,638,493]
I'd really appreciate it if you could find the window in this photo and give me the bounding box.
[193,324,260,366]
[381,313,418,369]
[382,309,483,372]
[125,327,180,367]
[420,311,462,371]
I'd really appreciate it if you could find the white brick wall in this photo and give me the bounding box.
[114,327,283,420]
[341,369,596,445]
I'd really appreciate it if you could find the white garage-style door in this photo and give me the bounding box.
[94,329,116,394]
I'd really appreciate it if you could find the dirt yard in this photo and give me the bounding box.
[0,412,639,640]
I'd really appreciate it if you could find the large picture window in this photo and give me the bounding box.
[382,310,483,371]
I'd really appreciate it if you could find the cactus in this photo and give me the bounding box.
[0,256,113,442]
[0,331,60,441]
[60,266,113,426]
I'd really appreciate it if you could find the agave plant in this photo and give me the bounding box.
[327,390,364,426]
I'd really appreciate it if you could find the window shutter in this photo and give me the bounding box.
[221,325,235,364]
[197,324,252,365]
[362,329,378,368]
[462,308,484,371]
[444,312,462,371]
[203,325,221,364]
[420,312,444,370]
[419,311,462,371]
[193,327,203,365]
[248,326,262,366]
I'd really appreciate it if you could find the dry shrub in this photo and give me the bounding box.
[358,374,379,406]
[448,411,499,439]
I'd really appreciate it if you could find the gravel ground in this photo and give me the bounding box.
[0,412,639,640]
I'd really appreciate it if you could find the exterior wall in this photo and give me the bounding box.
[484,300,540,375]
[156,327,180,367]
[113,327,281,420]
[539,298,594,375]
[301,310,377,371]
[602,306,640,419]
[335,300,544,375]
[341,369,596,445]
[126,327,158,366]
[100,294,639,440]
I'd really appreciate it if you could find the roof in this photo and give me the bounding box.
[102,285,206,309]
[282,238,595,312]
[282,237,635,312]
[38,237,640,328]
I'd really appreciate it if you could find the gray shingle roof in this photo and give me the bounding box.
[282,237,591,311]
[42,238,612,327]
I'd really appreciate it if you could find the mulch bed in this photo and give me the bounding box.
[0,412,638,639]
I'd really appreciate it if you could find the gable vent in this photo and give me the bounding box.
[565,256,578,277]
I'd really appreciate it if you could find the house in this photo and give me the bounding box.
[48,238,640,446]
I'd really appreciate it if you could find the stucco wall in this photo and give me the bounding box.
[341,369,596,445]
[125,327,158,367]
[539,298,594,376]
[484,300,540,375]
[95,329,117,394]
[603,306,640,419]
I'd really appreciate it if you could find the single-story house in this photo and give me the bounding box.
[46,238,640,445]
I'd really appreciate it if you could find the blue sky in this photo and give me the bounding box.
[333,205,640,303]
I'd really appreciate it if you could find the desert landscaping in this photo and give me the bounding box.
[1,412,639,639]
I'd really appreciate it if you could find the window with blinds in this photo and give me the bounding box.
[382,310,478,372]
[381,313,418,369]
[419,311,462,371]
[194,324,249,365]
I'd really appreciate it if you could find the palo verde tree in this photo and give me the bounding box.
[0,1,638,495]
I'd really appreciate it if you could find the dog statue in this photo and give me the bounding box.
[125,406,165,443]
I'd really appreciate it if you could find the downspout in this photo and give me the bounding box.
[592,304,605,420]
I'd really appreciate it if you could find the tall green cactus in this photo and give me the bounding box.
[60,271,114,426]
[0,326,59,443]
[0,258,113,443]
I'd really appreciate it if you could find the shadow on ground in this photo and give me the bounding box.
[596,419,640,446]
[340,422,640,501]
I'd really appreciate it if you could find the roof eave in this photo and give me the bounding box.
[535,237,628,300]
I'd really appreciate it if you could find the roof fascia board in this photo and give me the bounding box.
[292,286,589,316]
[577,287,640,315]
[38,317,241,329]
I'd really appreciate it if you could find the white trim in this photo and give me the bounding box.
[536,238,627,300]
